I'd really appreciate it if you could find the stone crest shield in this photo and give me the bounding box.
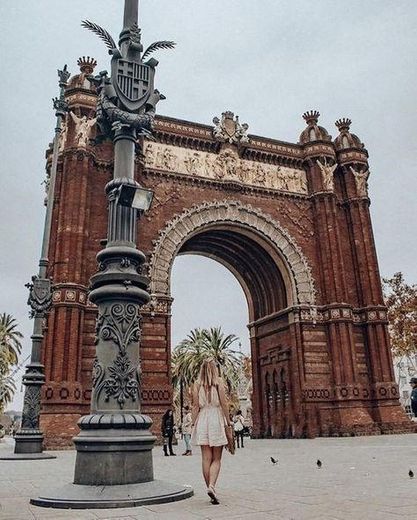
[111,58,155,113]
[26,276,52,315]
[212,111,249,144]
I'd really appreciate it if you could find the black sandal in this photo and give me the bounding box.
[207,486,219,505]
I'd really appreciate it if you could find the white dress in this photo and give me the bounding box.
[191,385,227,447]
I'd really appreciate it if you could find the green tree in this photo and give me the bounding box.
[0,313,23,412]
[171,326,243,396]
[383,272,417,360]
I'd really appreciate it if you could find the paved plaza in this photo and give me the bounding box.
[1,434,417,520]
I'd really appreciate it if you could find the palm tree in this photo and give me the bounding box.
[0,374,17,413]
[171,328,206,390]
[0,313,23,371]
[171,326,243,399]
[0,313,23,412]
[201,327,242,392]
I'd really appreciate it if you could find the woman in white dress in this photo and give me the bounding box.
[191,358,231,505]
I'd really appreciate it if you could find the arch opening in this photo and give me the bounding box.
[177,226,288,322]
[149,200,316,439]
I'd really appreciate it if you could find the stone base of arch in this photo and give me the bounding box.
[247,306,413,440]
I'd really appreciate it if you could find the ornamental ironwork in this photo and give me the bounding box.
[94,303,141,353]
[103,351,140,408]
[21,386,41,429]
[25,275,52,318]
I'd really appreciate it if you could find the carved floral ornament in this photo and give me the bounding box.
[144,142,308,194]
[92,303,142,409]
[148,200,316,306]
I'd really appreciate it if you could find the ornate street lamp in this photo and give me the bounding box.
[0,65,70,461]
[32,0,193,508]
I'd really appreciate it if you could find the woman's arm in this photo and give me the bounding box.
[191,383,200,425]
[217,381,231,426]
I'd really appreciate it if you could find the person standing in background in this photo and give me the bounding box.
[233,409,245,448]
[410,377,417,419]
[182,405,193,455]
[161,408,176,456]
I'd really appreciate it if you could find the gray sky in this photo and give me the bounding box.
[1,1,416,410]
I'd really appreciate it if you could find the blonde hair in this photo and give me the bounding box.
[198,358,220,403]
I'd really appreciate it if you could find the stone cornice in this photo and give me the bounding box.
[249,303,389,327]
[153,116,333,168]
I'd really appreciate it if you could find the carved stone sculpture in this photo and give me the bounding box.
[58,117,68,153]
[350,166,370,197]
[184,152,202,175]
[143,141,308,194]
[316,158,337,191]
[212,111,249,144]
[70,111,96,148]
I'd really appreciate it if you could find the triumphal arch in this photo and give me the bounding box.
[40,57,410,447]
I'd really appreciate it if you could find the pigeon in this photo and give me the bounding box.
[270,457,278,465]
[317,459,322,469]
[409,469,414,479]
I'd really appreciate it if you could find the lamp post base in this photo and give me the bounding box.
[31,413,194,508]
[0,431,57,460]
[73,413,157,485]
[0,452,57,460]
[31,480,193,509]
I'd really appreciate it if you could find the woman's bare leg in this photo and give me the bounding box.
[200,445,213,487]
[208,446,223,489]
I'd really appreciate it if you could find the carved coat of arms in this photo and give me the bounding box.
[111,58,155,113]
[26,275,52,315]
[212,111,249,144]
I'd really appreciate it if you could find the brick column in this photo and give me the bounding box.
[306,155,375,432]
[140,296,174,440]
[40,149,94,447]
[341,163,409,430]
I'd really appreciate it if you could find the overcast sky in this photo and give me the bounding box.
[1,1,416,410]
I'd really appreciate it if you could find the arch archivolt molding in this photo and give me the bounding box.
[148,200,316,306]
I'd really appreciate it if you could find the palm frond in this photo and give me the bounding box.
[81,20,116,50]
[142,40,176,61]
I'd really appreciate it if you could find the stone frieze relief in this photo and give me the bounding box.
[144,142,308,194]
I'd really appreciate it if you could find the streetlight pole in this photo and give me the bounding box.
[0,66,70,460]
[32,0,192,508]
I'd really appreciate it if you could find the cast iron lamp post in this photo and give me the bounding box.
[0,66,70,460]
[31,0,192,508]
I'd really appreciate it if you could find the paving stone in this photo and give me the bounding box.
[2,435,417,520]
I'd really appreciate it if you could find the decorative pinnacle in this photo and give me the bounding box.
[77,56,97,74]
[52,97,68,116]
[57,64,71,87]
[335,118,352,132]
[302,110,320,125]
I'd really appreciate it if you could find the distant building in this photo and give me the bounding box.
[394,355,417,418]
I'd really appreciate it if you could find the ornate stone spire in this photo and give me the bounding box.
[335,118,352,132]
[299,110,331,144]
[334,118,364,150]
[302,110,320,125]
[77,56,97,75]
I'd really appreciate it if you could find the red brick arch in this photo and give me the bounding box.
[149,199,316,308]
